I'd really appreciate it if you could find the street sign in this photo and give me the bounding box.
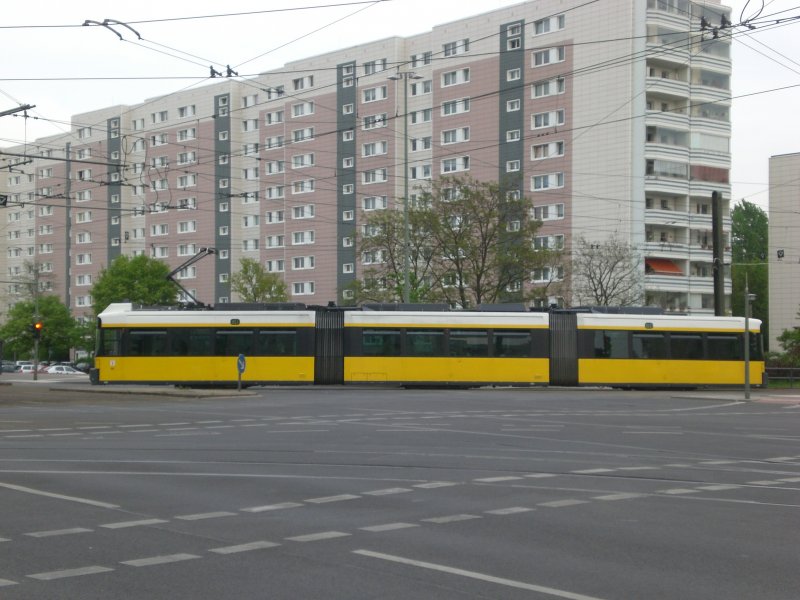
[237,354,246,374]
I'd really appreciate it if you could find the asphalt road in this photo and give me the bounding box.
[0,381,798,599]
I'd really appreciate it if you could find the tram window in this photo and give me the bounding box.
[362,330,401,356]
[170,328,214,356]
[215,329,253,356]
[99,328,121,356]
[750,334,763,360]
[593,331,628,358]
[256,330,297,355]
[407,330,446,357]
[449,330,489,357]
[493,331,531,358]
[671,334,703,359]
[128,330,168,356]
[631,332,667,359]
[707,334,741,360]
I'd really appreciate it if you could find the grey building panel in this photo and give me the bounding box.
[498,20,525,194]
[214,93,231,304]
[107,117,122,263]
[337,62,357,303]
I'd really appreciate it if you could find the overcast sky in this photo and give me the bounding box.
[1,0,797,212]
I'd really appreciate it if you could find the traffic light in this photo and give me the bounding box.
[31,321,43,339]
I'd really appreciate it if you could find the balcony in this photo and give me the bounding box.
[646,0,690,30]
[646,109,689,130]
[645,175,689,196]
[646,40,690,67]
[646,76,689,100]
[645,142,690,162]
[645,209,690,227]
[643,241,690,260]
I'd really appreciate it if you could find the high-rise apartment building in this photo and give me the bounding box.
[1,0,732,321]
[768,152,800,350]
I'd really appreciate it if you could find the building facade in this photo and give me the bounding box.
[1,0,733,321]
[768,152,800,350]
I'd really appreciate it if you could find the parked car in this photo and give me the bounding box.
[46,365,86,375]
[1,361,16,373]
[15,364,36,373]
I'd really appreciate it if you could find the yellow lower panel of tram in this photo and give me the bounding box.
[579,359,765,386]
[345,356,549,384]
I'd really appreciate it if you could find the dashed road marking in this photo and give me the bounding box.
[100,519,168,529]
[305,494,360,504]
[593,493,646,501]
[286,531,351,542]
[659,488,700,495]
[696,484,742,491]
[524,473,558,479]
[360,522,419,532]
[485,507,534,515]
[413,481,457,489]
[175,511,237,521]
[26,527,93,538]
[571,469,615,474]
[240,502,303,513]
[474,476,524,483]
[538,499,589,508]
[121,553,201,567]
[363,488,413,496]
[27,566,113,580]
[0,578,17,587]
[209,541,279,554]
[422,514,481,524]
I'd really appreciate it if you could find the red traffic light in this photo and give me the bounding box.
[34,322,43,332]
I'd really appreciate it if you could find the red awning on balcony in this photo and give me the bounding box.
[645,258,683,275]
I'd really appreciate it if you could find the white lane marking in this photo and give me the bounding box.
[76,426,111,430]
[767,457,796,462]
[617,466,657,471]
[485,507,534,515]
[286,531,351,542]
[696,484,742,491]
[305,494,360,504]
[209,541,279,554]
[659,488,700,495]
[422,514,481,524]
[230,419,256,422]
[353,550,608,600]
[175,511,237,521]
[204,425,235,429]
[0,578,17,586]
[413,481,458,489]
[195,420,223,424]
[571,469,615,474]
[0,537,10,542]
[748,480,782,486]
[27,566,113,581]
[538,500,589,508]
[158,422,191,426]
[0,482,118,509]
[100,519,168,529]
[90,431,123,435]
[5,435,42,438]
[0,429,30,433]
[241,502,303,513]
[26,527,92,538]
[360,522,419,532]
[166,427,199,431]
[524,473,558,479]
[664,464,692,468]
[593,493,646,501]
[779,477,800,483]
[699,460,738,465]
[241,423,270,427]
[118,424,153,428]
[363,488,413,496]
[129,429,159,433]
[624,431,683,435]
[121,554,201,567]
[474,476,524,483]
[49,433,82,437]
[39,428,71,432]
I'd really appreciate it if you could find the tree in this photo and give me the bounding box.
[357,176,551,308]
[0,296,78,362]
[230,258,288,303]
[355,205,440,304]
[571,235,644,306]
[91,255,177,316]
[731,200,768,343]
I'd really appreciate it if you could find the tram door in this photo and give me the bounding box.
[314,309,344,384]
[549,312,578,386]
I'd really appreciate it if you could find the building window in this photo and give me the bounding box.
[292,230,315,245]
[532,109,566,129]
[507,68,521,81]
[442,98,470,116]
[362,168,388,184]
[362,141,388,156]
[362,86,388,103]
[363,195,388,211]
[507,99,521,112]
[506,160,520,172]
[532,141,565,160]
[532,77,565,98]
[442,127,470,145]
[266,110,284,125]
[292,101,315,117]
[531,172,565,190]
[441,156,470,173]
[343,103,354,115]
[507,37,521,51]
[410,80,432,96]
[506,129,521,142]
[443,39,469,56]
[442,69,470,87]
[342,210,354,221]
[292,281,315,296]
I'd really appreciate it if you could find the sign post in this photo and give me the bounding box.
[237,354,246,392]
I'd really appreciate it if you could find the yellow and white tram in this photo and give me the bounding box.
[92,303,764,388]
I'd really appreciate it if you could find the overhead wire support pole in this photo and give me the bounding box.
[388,70,422,304]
